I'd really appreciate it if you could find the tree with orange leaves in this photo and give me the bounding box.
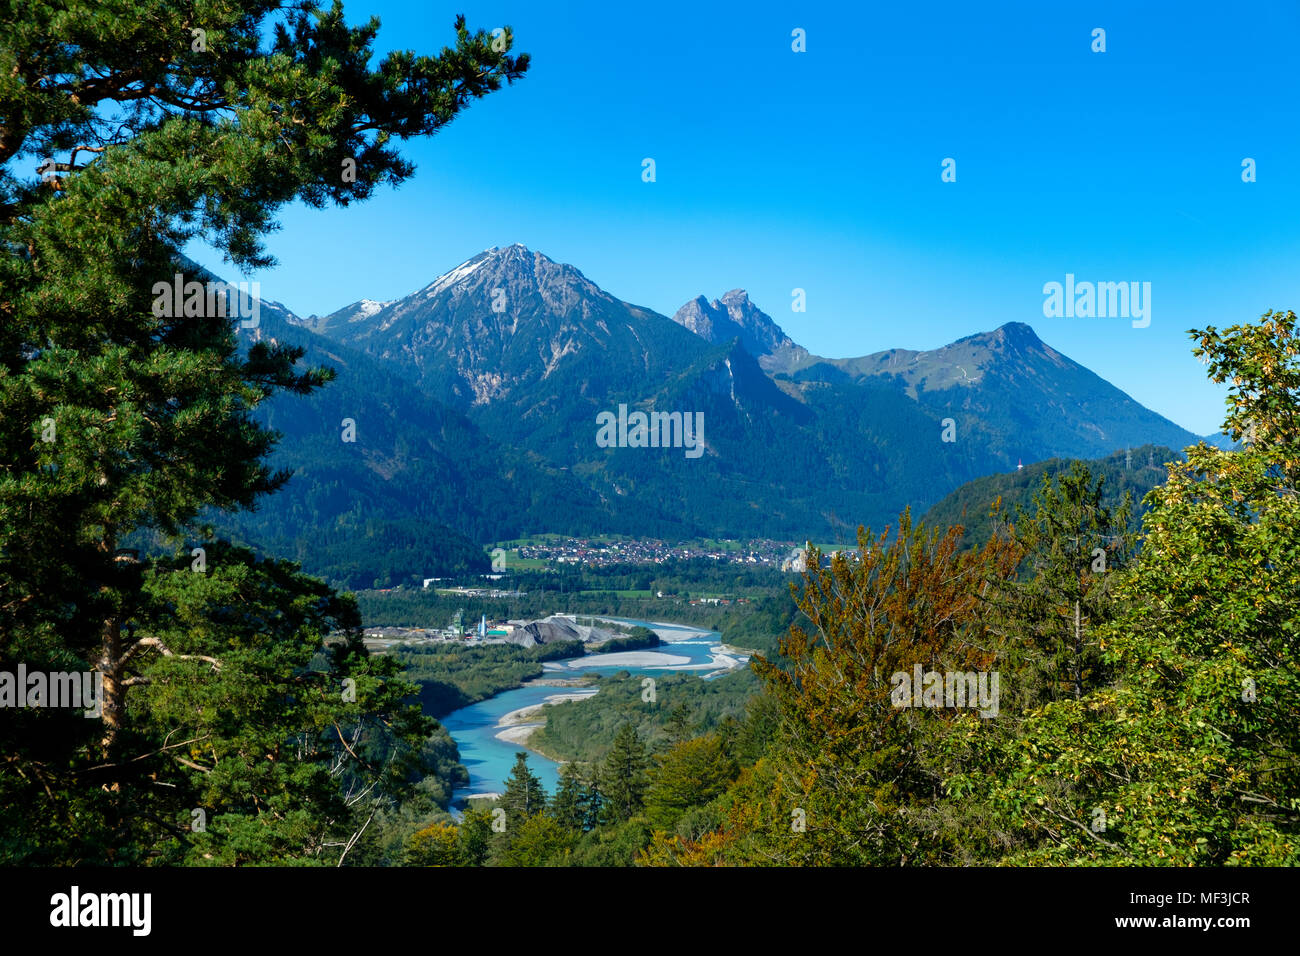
[642,510,1020,865]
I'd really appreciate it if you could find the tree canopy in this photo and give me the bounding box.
[0,0,527,864]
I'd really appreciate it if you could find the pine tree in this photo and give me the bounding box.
[0,0,527,864]
[599,723,648,824]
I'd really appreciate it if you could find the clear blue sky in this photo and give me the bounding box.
[190,0,1300,436]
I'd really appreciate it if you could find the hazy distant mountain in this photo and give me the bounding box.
[192,245,1211,584]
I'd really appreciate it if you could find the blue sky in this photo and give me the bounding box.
[191,0,1300,436]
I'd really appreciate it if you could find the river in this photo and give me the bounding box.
[440,617,745,807]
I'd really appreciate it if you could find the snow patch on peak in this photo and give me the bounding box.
[352,299,391,320]
[425,256,488,297]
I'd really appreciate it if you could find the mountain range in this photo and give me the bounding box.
[208,245,1211,587]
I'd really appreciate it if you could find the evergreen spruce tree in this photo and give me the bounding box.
[551,761,590,832]
[489,751,548,866]
[500,751,547,825]
[599,723,648,824]
[583,776,605,831]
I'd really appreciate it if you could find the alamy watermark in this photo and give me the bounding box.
[1042,274,1150,328]
[50,886,150,936]
[152,273,260,328]
[0,665,103,716]
[890,665,999,718]
[595,404,704,459]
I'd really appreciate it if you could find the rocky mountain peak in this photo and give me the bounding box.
[671,289,796,358]
[958,321,1059,365]
[414,244,610,314]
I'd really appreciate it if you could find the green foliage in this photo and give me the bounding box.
[484,751,564,866]
[403,821,462,866]
[977,313,1300,865]
[497,813,574,866]
[531,668,759,763]
[401,803,501,867]
[564,818,654,867]
[705,513,1022,866]
[717,594,799,656]
[1195,310,1300,478]
[599,724,648,825]
[343,721,467,866]
[550,762,592,832]
[638,558,987,863]
[589,626,660,653]
[2,543,438,865]
[456,808,494,867]
[224,515,491,592]
[644,733,738,830]
[989,461,1138,708]
[499,751,548,824]
[0,0,526,864]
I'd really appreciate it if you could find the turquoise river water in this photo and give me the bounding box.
[440,618,740,807]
